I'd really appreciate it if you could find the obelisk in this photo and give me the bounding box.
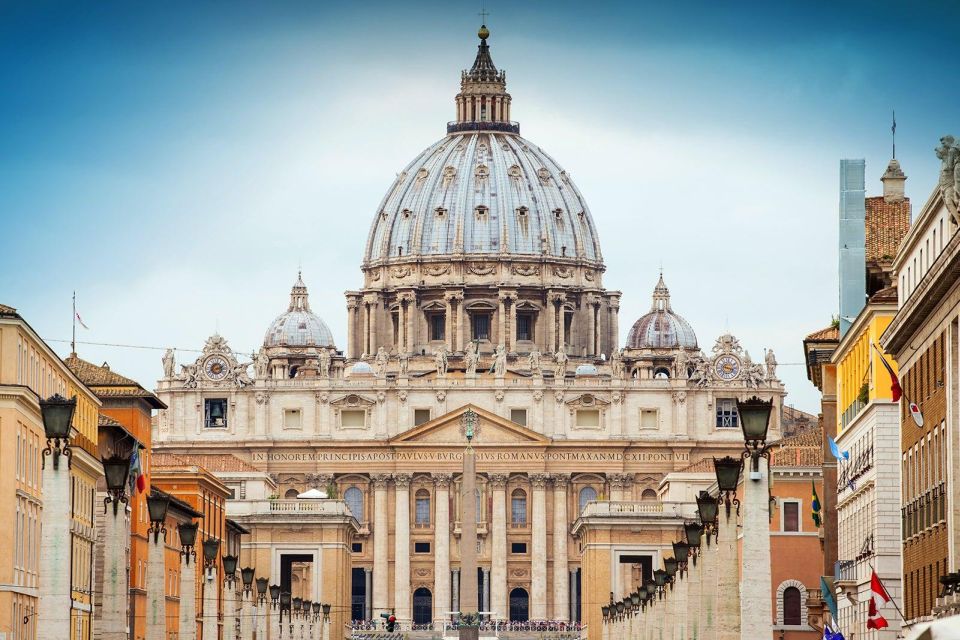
[460,409,479,640]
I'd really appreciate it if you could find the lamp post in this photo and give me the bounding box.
[100,451,133,640]
[684,522,705,640]
[696,490,719,545]
[712,455,743,640]
[239,568,255,640]
[178,522,199,640]
[36,394,77,640]
[222,555,238,640]
[201,539,221,640]
[280,591,292,638]
[256,578,271,640]
[145,493,170,640]
[736,396,774,640]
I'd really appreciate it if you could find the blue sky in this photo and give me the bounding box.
[1,0,958,412]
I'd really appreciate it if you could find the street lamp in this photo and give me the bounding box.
[280,591,292,626]
[202,538,220,568]
[696,490,719,544]
[630,591,640,613]
[178,522,198,562]
[222,555,238,586]
[684,521,703,564]
[40,394,76,469]
[269,584,281,608]
[713,456,743,517]
[322,602,331,622]
[615,600,625,619]
[102,453,132,516]
[146,493,170,543]
[653,570,668,599]
[663,557,678,590]
[737,396,774,477]
[241,567,255,595]
[601,605,610,622]
[672,541,690,576]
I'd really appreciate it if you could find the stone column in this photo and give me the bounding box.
[498,295,507,349]
[586,297,596,356]
[530,473,549,620]
[434,474,453,626]
[223,583,237,640]
[347,301,357,359]
[405,296,416,354]
[609,297,620,354]
[238,589,253,640]
[674,566,689,639]
[460,448,479,617]
[557,306,566,352]
[715,499,740,640]
[398,301,406,354]
[740,461,772,639]
[456,295,465,353]
[200,571,218,640]
[482,568,490,613]
[699,530,718,640]
[569,569,579,622]
[489,474,508,620]
[38,458,71,640]
[394,473,412,623]
[145,532,167,640]
[372,474,391,617]
[446,296,455,352]
[686,552,702,640]
[255,599,268,640]
[180,556,198,640]
[552,474,570,621]
[508,295,517,353]
[101,505,129,640]
[364,569,373,620]
[452,569,460,614]
[367,299,378,355]
[362,303,371,355]
[547,294,556,352]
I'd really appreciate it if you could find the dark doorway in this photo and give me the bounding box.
[477,567,485,612]
[509,588,529,622]
[280,553,313,597]
[352,568,366,621]
[619,554,653,585]
[413,587,432,625]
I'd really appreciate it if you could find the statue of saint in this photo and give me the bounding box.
[318,348,331,378]
[674,348,688,379]
[398,351,409,376]
[181,363,199,389]
[611,348,625,379]
[434,346,448,377]
[162,349,175,378]
[255,350,269,380]
[554,344,569,379]
[765,348,778,380]
[527,345,542,375]
[465,341,479,375]
[233,362,253,387]
[375,346,389,378]
[492,344,507,377]
[937,135,960,219]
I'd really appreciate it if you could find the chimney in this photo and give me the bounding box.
[881,159,907,203]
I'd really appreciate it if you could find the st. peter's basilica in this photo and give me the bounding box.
[154,24,786,632]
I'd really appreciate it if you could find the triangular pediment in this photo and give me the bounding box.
[391,404,549,445]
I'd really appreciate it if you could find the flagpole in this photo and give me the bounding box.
[869,563,906,622]
[71,291,76,356]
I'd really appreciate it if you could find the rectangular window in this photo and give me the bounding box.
[576,409,600,428]
[414,542,431,554]
[516,313,534,341]
[511,542,527,554]
[640,409,658,430]
[716,399,738,429]
[340,410,366,428]
[352,543,363,553]
[783,501,800,532]
[430,314,446,341]
[510,409,527,426]
[414,409,432,426]
[472,313,491,341]
[204,398,228,428]
[283,409,302,430]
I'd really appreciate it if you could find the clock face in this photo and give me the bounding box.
[714,355,741,380]
[205,356,229,381]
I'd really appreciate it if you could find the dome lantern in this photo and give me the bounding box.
[449,25,518,135]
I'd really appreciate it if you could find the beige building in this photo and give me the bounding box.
[153,25,790,632]
[0,304,102,640]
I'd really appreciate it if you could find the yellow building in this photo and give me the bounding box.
[0,304,102,640]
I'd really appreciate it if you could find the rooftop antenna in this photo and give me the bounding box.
[71,291,76,356]
[891,110,897,160]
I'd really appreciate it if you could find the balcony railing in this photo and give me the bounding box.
[446,120,520,134]
[226,499,355,517]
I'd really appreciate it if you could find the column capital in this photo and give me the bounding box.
[434,473,453,488]
[550,473,571,488]
[489,473,510,489]
[394,473,412,489]
[371,473,392,489]
[529,473,549,489]
[548,291,567,304]
[608,473,633,489]
[398,291,417,304]
[444,290,464,302]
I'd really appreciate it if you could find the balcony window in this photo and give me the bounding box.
[716,399,738,429]
[472,314,491,341]
[511,489,527,526]
[430,314,446,341]
[516,313,534,341]
[578,487,597,514]
[204,399,227,428]
[576,409,600,428]
[344,487,364,521]
[415,489,431,525]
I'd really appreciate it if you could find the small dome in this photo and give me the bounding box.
[626,275,698,350]
[575,364,598,377]
[348,362,374,377]
[263,274,336,349]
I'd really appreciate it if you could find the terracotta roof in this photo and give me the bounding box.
[153,452,259,473]
[805,325,839,342]
[98,413,124,428]
[679,458,716,473]
[869,285,898,304]
[770,424,822,468]
[865,196,910,263]
[0,303,17,315]
[64,354,165,408]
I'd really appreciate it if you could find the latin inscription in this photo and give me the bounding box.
[249,450,674,463]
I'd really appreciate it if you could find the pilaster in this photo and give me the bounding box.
[489,473,508,620]
[530,473,548,619]
[552,474,570,621]
[372,474,391,616]
[434,474,453,625]
[394,473,412,622]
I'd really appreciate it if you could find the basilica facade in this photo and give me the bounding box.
[153,25,787,630]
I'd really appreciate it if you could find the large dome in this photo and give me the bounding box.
[264,274,336,349]
[364,132,602,264]
[626,276,698,350]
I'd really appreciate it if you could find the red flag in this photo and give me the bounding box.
[136,473,147,493]
[866,570,892,630]
[873,344,902,402]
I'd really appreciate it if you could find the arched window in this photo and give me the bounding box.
[578,487,597,514]
[412,587,432,625]
[415,489,431,525]
[511,489,527,526]
[783,587,802,625]
[509,588,529,622]
[344,487,364,521]
[284,488,299,499]
[641,488,657,501]
[654,367,670,379]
